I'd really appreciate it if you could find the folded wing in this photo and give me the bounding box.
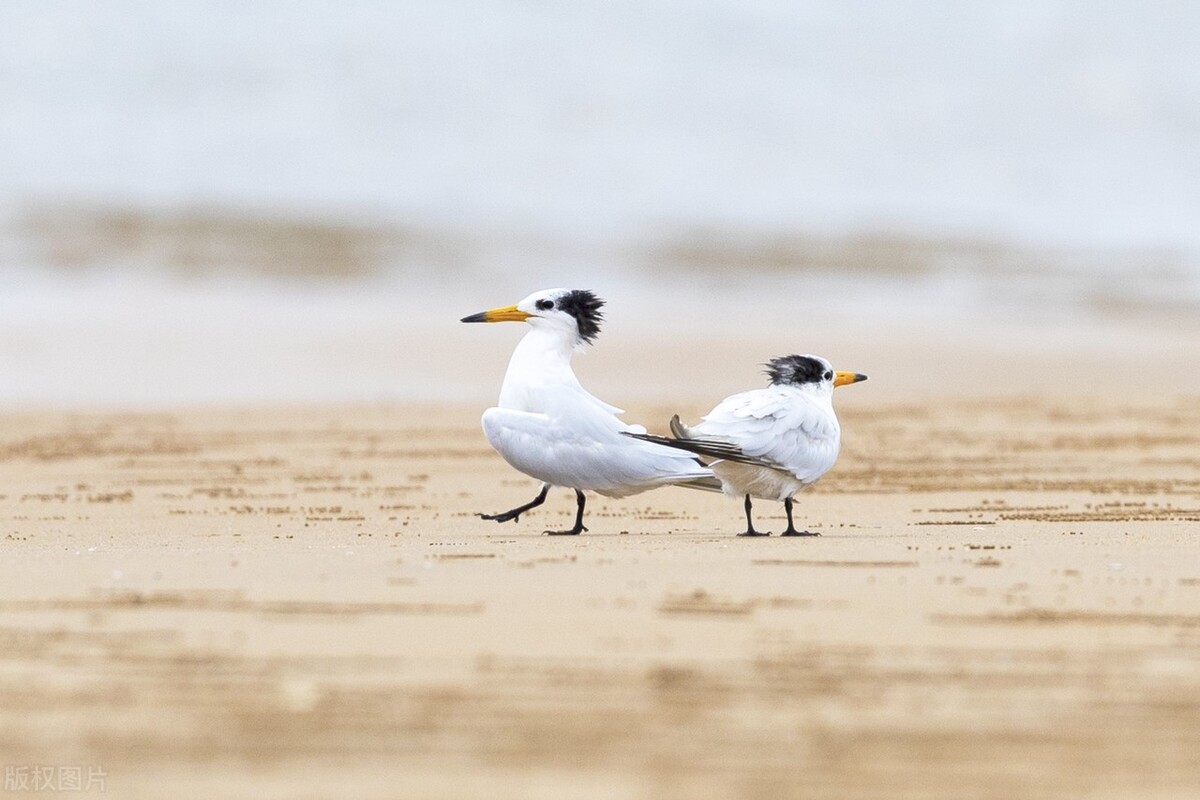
[483,402,713,498]
[626,387,840,484]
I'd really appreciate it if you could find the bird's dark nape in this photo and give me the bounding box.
[557,290,605,344]
[765,355,826,386]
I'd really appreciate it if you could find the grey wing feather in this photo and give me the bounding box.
[622,431,783,470]
[676,475,724,493]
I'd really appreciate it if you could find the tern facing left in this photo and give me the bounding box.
[461,288,716,535]
[626,355,867,537]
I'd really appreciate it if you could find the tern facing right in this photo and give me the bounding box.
[625,355,867,537]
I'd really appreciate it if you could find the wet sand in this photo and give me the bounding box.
[1,394,1199,799]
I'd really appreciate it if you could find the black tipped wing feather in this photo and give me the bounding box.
[622,431,784,471]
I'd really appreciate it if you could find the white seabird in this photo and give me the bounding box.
[461,288,718,535]
[626,354,866,536]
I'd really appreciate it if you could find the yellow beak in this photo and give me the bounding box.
[833,371,868,387]
[460,304,533,323]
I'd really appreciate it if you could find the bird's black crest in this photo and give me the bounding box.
[557,290,605,343]
[765,355,827,386]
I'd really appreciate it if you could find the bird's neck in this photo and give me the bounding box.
[498,327,581,411]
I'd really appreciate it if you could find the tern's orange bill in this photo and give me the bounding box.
[460,304,532,323]
[834,371,868,387]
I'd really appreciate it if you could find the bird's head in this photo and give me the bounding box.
[461,288,605,348]
[765,354,867,396]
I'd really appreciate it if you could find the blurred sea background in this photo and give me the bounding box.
[1,1,1197,406]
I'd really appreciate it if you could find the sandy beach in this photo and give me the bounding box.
[4,3,1200,797]
[2,385,1198,799]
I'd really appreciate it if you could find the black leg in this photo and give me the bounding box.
[480,483,550,523]
[546,489,588,535]
[779,497,820,536]
[737,495,769,536]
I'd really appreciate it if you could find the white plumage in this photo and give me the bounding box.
[627,354,866,536]
[462,288,716,535]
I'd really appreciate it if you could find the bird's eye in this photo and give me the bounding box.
[536,299,554,311]
[823,371,833,381]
